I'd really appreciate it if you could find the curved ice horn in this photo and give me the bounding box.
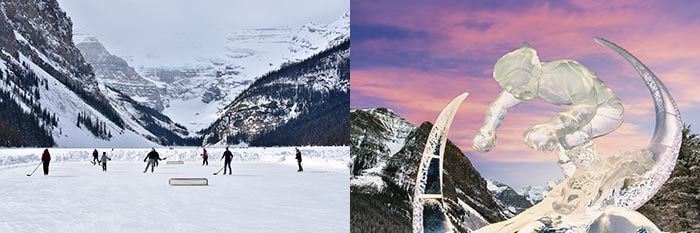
[412,92,469,233]
[594,38,682,210]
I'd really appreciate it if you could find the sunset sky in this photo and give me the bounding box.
[350,0,700,188]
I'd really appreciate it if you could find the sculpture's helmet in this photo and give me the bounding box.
[493,43,542,100]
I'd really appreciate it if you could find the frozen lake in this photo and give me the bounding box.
[0,147,349,233]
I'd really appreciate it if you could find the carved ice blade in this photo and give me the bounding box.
[412,92,468,233]
[594,38,682,211]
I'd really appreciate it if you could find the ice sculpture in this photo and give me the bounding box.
[413,93,469,233]
[472,42,625,175]
[412,38,681,233]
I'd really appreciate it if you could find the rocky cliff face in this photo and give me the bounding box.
[350,108,509,232]
[2,0,92,88]
[486,179,533,216]
[75,36,164,111]
[73,35,199,146]
[351,108,414,176]
[0,0,162,147]
[1,0,123,127]
[202,40,349,146]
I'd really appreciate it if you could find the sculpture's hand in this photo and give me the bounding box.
[524,123,557,152]
[472,128,496,152]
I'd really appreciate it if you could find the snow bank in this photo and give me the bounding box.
[0,146,349,171]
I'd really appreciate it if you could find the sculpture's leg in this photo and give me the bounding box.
[555,97,623,178]
[558,97,623,151]
[556,144,576,179]
[588,97,624,139]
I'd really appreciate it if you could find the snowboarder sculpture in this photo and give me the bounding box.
[472,43,624,177]
[463,40,680,232]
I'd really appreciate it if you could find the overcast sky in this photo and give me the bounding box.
[58,0,349,65]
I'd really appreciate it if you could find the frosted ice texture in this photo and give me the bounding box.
[467,39,680,232]
[475,43,624,155]
[412,39,680,232]
[412,93,469,233]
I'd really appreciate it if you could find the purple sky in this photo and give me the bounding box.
[350,0,700,189]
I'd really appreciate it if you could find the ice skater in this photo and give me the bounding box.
[100,152,111,172]
[201,147,209,166]
[91,149,99,165]
[295,147,303,172]
[41,148,51,175]
[221,147,233,175]
[143,148,163,173]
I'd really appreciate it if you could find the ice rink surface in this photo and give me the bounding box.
[0,149,349,233]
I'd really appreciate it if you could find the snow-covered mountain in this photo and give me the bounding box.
[74,35,164,111]
[201,39,349,146]
[351,108,414,178]
[518,185,552,205]
[72,35,199,146]
[0,0,156,147]
[101,86,200,146]
[350,108,509,232]
[486,179,533,216]
[121,12,350,132]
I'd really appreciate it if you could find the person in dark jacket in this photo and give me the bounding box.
[41,149,51,175]
[295,147,303,172]
[91,149,100,165]
[221,147,233,175]
[100,152,111,172]
[143,148,163,173]
[201,148,209,166]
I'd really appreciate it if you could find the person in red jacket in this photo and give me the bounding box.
[41,148,51,175]
[201,148,209,166]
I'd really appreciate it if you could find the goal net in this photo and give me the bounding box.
[169,178,208,186]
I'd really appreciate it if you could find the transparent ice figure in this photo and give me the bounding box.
[412,39,681,233]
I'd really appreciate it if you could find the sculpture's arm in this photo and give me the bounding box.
[482,91,522,130]
[472,91,522,152]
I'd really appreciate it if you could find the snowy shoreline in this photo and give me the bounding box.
[0,146,350,171]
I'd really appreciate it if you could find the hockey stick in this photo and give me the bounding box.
[213,166,225,175]
[26,162,42,176]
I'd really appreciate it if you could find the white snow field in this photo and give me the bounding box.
[0,147,350,233]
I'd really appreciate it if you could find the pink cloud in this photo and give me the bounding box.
[352,0,699,164]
